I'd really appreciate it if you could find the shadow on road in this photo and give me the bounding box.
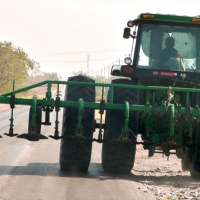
[0,162,199,189]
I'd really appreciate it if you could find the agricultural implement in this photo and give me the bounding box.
[1,13,200,179]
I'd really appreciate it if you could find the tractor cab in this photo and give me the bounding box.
[112,13,200,87]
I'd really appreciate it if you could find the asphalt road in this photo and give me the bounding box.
[0,106,155,200]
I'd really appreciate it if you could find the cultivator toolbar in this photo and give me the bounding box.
[0,79,200,145]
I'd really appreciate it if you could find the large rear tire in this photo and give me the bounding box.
[59,75,95,172]
[190,123,200,179]
[190,94,200,179]
[102,79,138,173]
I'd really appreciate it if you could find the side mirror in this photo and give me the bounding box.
[110,65,121,76]
[123,28,131,39]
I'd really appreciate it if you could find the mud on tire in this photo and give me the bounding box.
[59,75,95,172]
[102,79,138,173]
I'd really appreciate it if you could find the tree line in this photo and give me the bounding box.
[0,41,60,94]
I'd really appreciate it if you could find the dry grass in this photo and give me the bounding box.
[16,84,60,99]
[95,109,105,121]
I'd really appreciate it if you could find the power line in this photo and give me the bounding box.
[31,50,120,56]
[37,57,118,63]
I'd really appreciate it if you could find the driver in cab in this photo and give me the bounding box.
[156,37,185,71]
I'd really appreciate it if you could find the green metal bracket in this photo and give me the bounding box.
[49,84,62,140]
[186,91,190,105]
[42,97,54,126]
[4,80,18,137]
[72,98,84,139]
[46,82,52,100]
[168,104,175,137]
[98,87,105,141]
[17,95,48,141]
[30,95,37,134]
[176,103,182,118]
[120,101,130,141]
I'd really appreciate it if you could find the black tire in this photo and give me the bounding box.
[59,75,95,172]
[190,94,200,178]
[190,123,200,178]
[28,106,42,134]
[181,148,190,171]
[102,79,138,173]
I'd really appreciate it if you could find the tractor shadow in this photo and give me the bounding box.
[0,162,199,190]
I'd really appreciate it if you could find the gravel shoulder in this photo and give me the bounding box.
[133,135,200,200]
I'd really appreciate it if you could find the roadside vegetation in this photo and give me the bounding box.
[0,41,60,97]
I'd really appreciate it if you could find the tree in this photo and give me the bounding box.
[0,41,40,93]
[26,72,61,86]
[41,72,60,80]
[72,71,95,80]
[72,71,88,76]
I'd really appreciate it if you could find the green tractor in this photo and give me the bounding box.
[1,13,200,179]
[108,13,200,178]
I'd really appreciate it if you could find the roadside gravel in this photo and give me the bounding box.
[133,135,200,200]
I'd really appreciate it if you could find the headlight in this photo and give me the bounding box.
[124,57,132,65]
[127,20,134,27]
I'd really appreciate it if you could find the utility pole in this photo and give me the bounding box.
[115,58,120,65]
[87,54,89,74]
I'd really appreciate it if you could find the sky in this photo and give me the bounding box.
[0,0,199,80]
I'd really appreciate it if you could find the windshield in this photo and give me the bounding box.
[137,23,200,72]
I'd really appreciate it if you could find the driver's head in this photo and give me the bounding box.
[165,37,175,49]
